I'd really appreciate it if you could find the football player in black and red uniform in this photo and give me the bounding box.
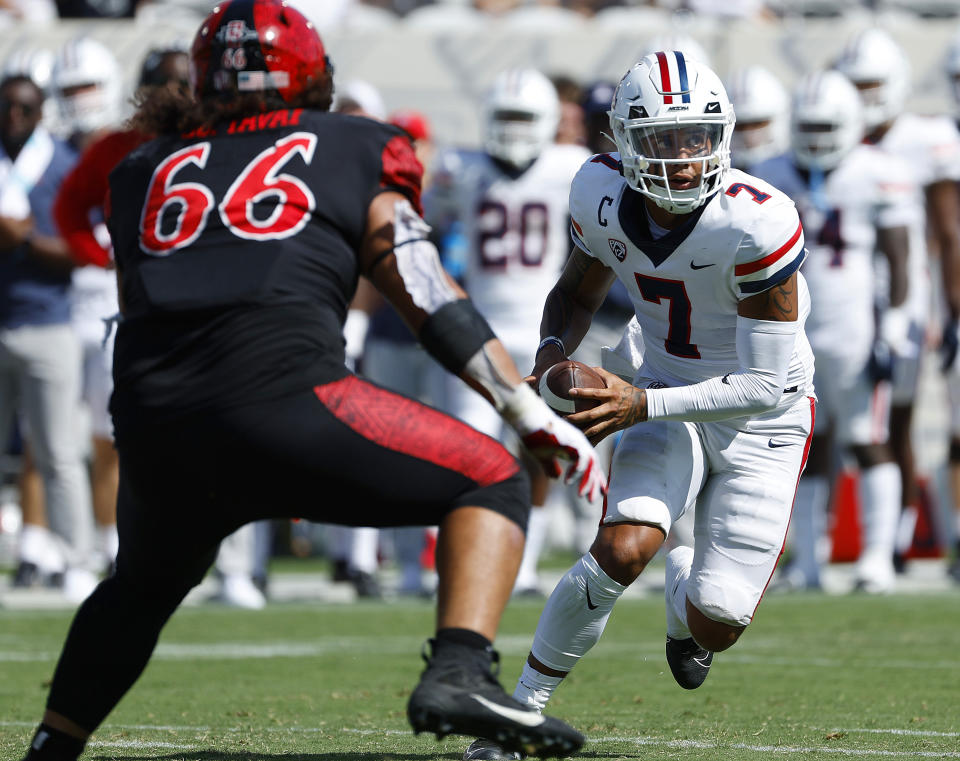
[20,2,605,760]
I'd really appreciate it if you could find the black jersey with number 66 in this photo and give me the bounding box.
[106,108,422,423]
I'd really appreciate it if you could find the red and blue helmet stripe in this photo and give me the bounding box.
[654,50,692,105]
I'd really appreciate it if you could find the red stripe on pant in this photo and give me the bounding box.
[314,375,519,487]
[755,395,817,614]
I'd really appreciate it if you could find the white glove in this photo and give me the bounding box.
[501,384,607,504]
[879,305,911,358]
[343,308,370,371]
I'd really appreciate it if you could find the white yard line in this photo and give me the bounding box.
[4,720,957,757]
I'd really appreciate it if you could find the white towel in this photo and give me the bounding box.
[601,315,644,383]
[0,125,55,219]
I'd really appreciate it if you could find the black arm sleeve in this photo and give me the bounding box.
[418,299,496,375]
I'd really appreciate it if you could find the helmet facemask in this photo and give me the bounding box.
[614,119,729,214]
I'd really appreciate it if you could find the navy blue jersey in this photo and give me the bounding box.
[106,108,422,422]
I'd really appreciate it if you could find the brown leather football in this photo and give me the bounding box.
[538,360,606,414]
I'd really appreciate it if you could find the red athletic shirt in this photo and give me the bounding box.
[53,128,150,268]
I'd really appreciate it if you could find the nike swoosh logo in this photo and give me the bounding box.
[767,439,793,448]
[690,261,716,270]
[469,694,546,727]
[693,652,713,668]
[586,582,598,610]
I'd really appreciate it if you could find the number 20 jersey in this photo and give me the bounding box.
[424,143,589,343]
[107,109,422,419]
[569,154,815,398]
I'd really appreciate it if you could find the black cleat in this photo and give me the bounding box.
[948,556,960,584]
[407,640,583,759]
[12,561,41,588]
[463,737,523,759]
[350,570,383,599]
[665,636,713,690]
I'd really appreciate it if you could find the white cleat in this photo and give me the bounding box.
[218,574,267,609]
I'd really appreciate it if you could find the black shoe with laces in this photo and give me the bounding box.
[407,639,583,759]
[665,636,713,690]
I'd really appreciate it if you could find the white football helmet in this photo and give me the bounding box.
[833,28,909,131]
[609,51,735,215]
[789,70,864,171]
[52,36,123,136]
[482,68,559,168]
[725,66,789,169]
[3,45,54,92]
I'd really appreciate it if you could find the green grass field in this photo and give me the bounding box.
[2,589,959,761]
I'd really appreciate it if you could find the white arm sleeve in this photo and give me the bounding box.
[392,199,458,314]
[645,317,799,422]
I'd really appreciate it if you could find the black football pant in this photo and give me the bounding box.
[45,376,529,731]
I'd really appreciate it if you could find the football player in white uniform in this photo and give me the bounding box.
[752,70,917,594]
[464,52,816,761]
[835,28,960,574]
[940,32,960,583]
[425,68,590,595]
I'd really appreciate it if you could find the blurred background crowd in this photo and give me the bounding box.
[4,0,960,25]
[2,2,960,611]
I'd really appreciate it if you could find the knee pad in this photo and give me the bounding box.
[686,569,757,628]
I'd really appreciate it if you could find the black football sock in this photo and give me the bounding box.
[434,627,493,653]
[431,628,498,668]
[22,723,86,761]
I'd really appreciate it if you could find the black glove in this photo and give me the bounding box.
[941,318,960,373]
[867,339,894,382]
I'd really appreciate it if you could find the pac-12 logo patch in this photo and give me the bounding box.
[608,238,627,261]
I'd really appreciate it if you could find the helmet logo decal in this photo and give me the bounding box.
[608,238,627,262]
[223,20,253,43]
[704,102,721,113]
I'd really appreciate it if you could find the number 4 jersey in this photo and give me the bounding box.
[570,154,815,401]
[106,109,422,421]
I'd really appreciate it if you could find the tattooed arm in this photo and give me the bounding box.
[570,273,801,443]
[736,270,799,322]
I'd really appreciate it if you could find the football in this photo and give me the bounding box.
[538,360,606,415]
